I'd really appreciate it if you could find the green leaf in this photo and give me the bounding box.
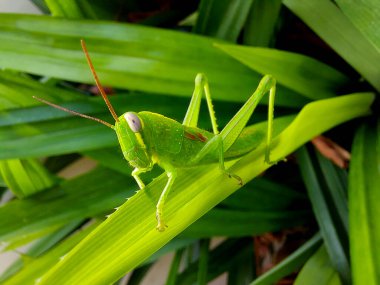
[30,0,50,14]
[297,146,350,284]
[40,0,124,20]
[349,120,380,285]
[197,239,210,285]
[294,245,342,285]
[220,177,307,211]
[164,248,185,285]
[0,13,306,107]
[0,70,76,110]
[283,0,380,92]
[216,43,349,100]
[0,159,57,198]
[251,233,322,285]
[0,167,134,244]
[335,0,380,52]
[45,0,87,19]
[0,220,82,282]
[1,221,101,285]
[128,239,195,285]
[265,93,373,163]
[243,0,282,47]
[177,238,252,285]
[0,71,70,198]
[144,238,196,265]
[36,93,373,285]
[316,151,349,233]
[193,0,254,42]
[183,208,311,238]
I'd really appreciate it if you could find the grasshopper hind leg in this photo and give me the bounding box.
[190,134,243,186]
[216,136,243,186]
[182,73,243,184]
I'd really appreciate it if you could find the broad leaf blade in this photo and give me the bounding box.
[335,0,380,52]
[183,209,311,238]
[0,70,75,109]
[216,43,349,100]
[0,13,303,106]
[0,220,82,282]
[243,0,282,47]
[349,121,380,285]
[2,221,101,285]
[0,167,134,244]
[0,159,56,198]
[283,0,380,91]
[193,0,254,42]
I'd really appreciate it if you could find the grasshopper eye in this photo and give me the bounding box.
[124,113,142,132]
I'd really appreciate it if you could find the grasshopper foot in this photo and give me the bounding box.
[225,171,243,186]
[156,211,167,232]
[156,223,168,232]
[265,157,287,165]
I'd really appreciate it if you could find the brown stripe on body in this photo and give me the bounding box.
[196,132,207,142]
[185,131,208,142]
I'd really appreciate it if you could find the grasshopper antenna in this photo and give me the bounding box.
[81,39,119,122]
[33,96,115,129]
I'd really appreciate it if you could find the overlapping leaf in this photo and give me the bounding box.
[283,0,380,91]
[349,121,380,285]
[0,14,305,106]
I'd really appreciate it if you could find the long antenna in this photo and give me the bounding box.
[33,96,115,129]
[80,39,119,122]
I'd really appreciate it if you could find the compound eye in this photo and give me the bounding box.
[124,112,142,133]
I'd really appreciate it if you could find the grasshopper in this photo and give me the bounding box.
[34,40,276,232]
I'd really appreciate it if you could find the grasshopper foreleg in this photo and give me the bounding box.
[132,167,151,189]
[216,136,243,185]
[156,170,177,232]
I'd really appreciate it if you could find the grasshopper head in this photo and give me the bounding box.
[115,112,152,169]
[78,40,152,169]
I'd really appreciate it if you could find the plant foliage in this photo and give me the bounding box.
[0,1,378,284]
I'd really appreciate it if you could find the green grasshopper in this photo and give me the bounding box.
[34,40,276,232]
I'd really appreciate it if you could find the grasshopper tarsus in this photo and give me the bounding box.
[156,211,168,232]
[226,171,243,186]
[156,224,168,232]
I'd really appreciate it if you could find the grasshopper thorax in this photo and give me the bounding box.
[115,112,152,169]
